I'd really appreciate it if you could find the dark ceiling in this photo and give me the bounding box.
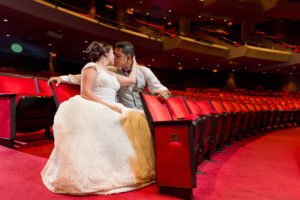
[0,0,300,75]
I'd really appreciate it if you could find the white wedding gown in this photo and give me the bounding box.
[41,63,156,195]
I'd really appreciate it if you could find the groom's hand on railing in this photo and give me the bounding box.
[48,77,62,87]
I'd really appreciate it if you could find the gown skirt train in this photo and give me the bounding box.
[41,95,156,195]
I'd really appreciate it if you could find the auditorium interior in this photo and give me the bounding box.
[0,0,300,200]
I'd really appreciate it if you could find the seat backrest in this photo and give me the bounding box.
[210,100,226,113]
[184,99,204,115]
[0,75,38,95]
[253,103,263,111]
[293,102,300,110]
[221,100,235,113]
[196,100,216,115]
[231,101,242,112]
[36,78,53,96]
[238,102,249,112]
[260,103,271,111]
[245,102,256,111]
[140,92,173,122]
[166,96,190,120]
[50,82,80,107]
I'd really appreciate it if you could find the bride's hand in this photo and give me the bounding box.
[109,105,122,114]
[132,56,137,68]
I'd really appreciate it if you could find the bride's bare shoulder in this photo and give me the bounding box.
[107,66,119,73]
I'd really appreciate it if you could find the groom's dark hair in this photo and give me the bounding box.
[115,41,135,59]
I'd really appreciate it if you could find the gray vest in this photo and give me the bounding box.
[116,66,146,110]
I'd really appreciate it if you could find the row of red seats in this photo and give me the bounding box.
[0,74,80,148]
[140,92,299,199]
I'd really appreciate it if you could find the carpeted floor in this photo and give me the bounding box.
[1,127,300,200]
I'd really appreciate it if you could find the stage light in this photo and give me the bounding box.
[10,43,23,53]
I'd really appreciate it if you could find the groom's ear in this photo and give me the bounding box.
[126,54,132,61]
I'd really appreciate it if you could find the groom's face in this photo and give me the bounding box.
[114,48,130,68]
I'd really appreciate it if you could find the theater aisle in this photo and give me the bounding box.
[195,127,300,200]
[1,127,300,200]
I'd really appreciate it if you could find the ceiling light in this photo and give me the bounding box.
[195,58,199,61]
[168,10,172,13]
[139,1,143,3]
[258,63,261,66]
[277,69,280,71]
[146,12,150,15]
[163,16,167,20]
[171,54,175,56]
[224,19,227,22]
[148,64,151,67]
[245,67,247,69]
[152,58,155,61]
[105,4,114,9]
[262,72,266,74]
[3,19,8,22]
[210,18,214,21]
[6,34,10,37]
[293,66,296,68]
[290,72,293,75]
[216,64,219,67]
[201,67,204,70]
[82,50,86,53]
[84,40,88,43]
[198,15,202,18]
[232,69,235,72]
[83,58,86,60]
[48,43,52,46]
[178,62,181,65]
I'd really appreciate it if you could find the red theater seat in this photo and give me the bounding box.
[196,99,224,152]
[166,96,203,165]
[221,100,242,142]
[185,99,214,161]
[210,100,233,145]
[140,93,196,200]
[50,82,80,107]
[0,75,55,148]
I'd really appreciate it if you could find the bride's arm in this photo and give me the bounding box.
[81,67,122,113]
[116,57,137,86]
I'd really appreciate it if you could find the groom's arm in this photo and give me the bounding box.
[48,74,82,86]
[139,66,170,100]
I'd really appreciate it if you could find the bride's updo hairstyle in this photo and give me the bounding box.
[86,41,112,62]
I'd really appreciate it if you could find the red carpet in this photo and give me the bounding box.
[1,127,300,200]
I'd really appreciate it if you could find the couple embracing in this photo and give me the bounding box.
[41,41,170,195]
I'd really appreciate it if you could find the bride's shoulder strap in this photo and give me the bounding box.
[81,62,99,72]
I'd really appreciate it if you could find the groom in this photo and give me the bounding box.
[48,41,170,110]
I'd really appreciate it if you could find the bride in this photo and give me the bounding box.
[41,41,155,195]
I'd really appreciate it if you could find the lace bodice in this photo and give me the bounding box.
[82,62,120,104]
